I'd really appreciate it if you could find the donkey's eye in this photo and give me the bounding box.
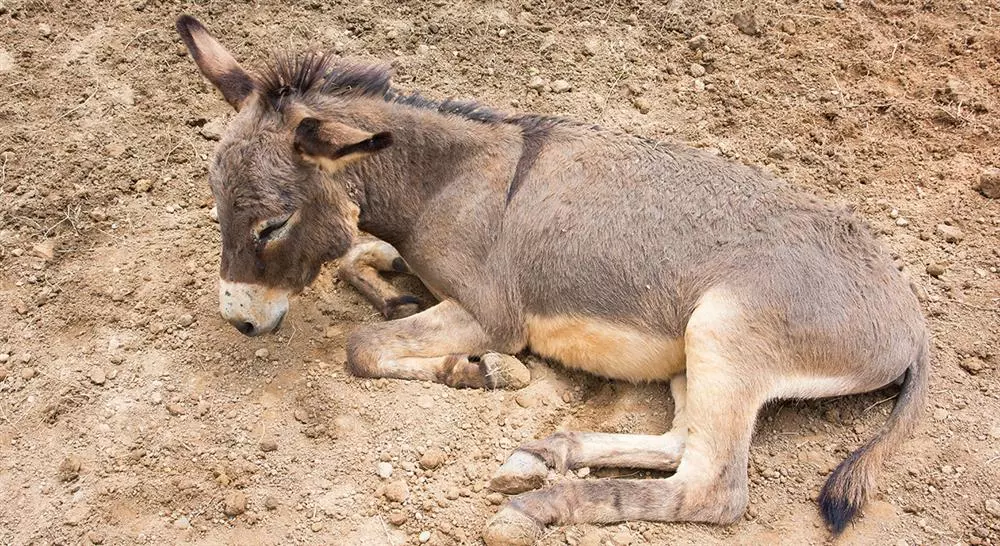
[256,214,293,243]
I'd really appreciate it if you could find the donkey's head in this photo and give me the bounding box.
[176,16,394,336]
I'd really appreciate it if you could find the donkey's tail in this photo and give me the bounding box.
[817,335,930,533]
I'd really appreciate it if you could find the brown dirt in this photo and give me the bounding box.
[1,0,999,545]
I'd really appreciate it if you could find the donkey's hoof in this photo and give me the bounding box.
[483,506,544,546]
[490,451,548,494]
[480,353,531,390]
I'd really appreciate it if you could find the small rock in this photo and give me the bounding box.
[986,499,1000,518]
[767,139,796,160]
[260,439,278,452]
[420,447,446,470]
[445,487,460,500]
[579,530,604,546]
[687,34,709,51]
[419,530,432,543]
[311,522,323,532]
[134,178,152,193]
[20,367,36,380]
[780,18,797,34]
[388,511,408,525]
[200,118,225,141]
[150,391,163,405]
[582,38,601,56]
[376,462,394,479]
[416,395,434,409]
[632,96,651,114]
[486,492,505,505]
[551,79,572,93]
[733,10,761,36]
[576,467,591,478]
[895,217,910,227]
[254,348,270,360]
[514,391,535,408]
[689,63,706,77]
[178,314,194,327]
[293,409,310,423]
[38,23,52,37]
[975,168,1000,199]
[209,205,219,222]
[264,496,279,510]
[935,224,964,243]
[526,76,546,91]
[88,367,106,385]
[173,516,191,529]
[59,455,83,482]
[932,408,949,421]
[31,240,57,260]
[223,491,247,516]
[385,480,409,502]
[960,357,984,375]
[65,504,91,526]
[926,263,946,277]
[87,530,106,544]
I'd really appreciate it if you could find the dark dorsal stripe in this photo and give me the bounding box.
[506,118,553,205]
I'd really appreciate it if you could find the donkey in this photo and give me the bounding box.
[176,15,929,545]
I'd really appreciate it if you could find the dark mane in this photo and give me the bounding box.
[256,51,525,125]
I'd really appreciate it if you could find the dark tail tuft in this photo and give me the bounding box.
[817,337,929,534]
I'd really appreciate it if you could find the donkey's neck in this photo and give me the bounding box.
[338,102,523,250]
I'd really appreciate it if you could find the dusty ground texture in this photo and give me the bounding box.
[1,0,999,544]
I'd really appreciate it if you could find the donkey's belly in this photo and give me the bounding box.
[524,315,685,382]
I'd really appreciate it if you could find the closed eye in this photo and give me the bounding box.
[256,213,293,243]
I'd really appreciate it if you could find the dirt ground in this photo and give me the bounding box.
[1,0,999,544]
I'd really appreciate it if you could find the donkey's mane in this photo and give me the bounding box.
[257,51,559,127]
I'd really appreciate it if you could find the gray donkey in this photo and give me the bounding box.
[176,15,929,545]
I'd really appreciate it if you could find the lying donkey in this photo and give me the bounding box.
[176,15,929,545]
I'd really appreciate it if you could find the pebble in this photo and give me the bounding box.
[209,204,219,222]
[960,357,984,375]
[38,22,52,37]
[986,499,1000,518]
[264,496,279,510]
[178,314,194,327]
[514,391,535,408]
[173,516,191,529]
[486,492,504,505]
[732,10,761,36]
[254,348,270,360]
[416,395,434,409]
[932,408,949,421]
[420,447,447,469]
[59,455,83,482]
[88,367,106,385]
[134,178,152,193]
[767,139,796,160]
[582,38,601,56]
[311,522,323,532]
[20,367,36,380]
[87,530,106,544]
[551,79,572,93]
[385,480,409,502]
[687,34,709,51]
[376,462,394,479]
[223,491,247,516]
[150,392,163,405]
[65,504,91,526]
[166,402,185,416]
[576,467,591,478]
[926,263,947,277]
[689,63,706,77]
[976,168,1000,198]
[200,118,225,141]
[0,353,7,363]
[526,76,546,91]
[780,18,798,34]
[632,96,651,114]
[260,439,278,452]
[388,511,408,525]
[419,530,432,543]
[935,224,964,243]
[895,217,910,227]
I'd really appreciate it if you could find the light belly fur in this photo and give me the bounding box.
[525,314,686,382]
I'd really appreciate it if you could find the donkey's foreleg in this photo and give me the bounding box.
[338,238,421,320]
[346,300,530,389]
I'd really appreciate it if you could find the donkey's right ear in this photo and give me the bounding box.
[175,15,255,111]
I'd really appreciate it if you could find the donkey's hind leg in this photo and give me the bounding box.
[490,374,690,494]
[483,291,770,545]
[338,237,421,320]
[347,299,530,390]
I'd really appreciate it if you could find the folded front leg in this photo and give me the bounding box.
[346,299,530,389]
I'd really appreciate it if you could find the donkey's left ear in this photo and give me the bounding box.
[293,117,393,172]
[175,15,255,111]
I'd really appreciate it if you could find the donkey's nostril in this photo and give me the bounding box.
[233,320,256,336]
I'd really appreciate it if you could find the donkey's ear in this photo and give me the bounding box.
[293,117,393,172]
[175,15,255,111]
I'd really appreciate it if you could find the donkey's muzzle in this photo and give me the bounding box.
[219,280,290,337]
